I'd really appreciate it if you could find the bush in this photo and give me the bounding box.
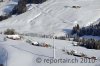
[55,36,66,40]
[4,29,16,35]
[11,0,27,15]
[26,39,32,44]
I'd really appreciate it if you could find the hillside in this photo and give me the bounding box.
[0,0,100,35]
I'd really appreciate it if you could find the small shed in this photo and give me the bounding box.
[31,41,39,46]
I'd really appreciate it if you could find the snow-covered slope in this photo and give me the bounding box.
[0,0,9,15]
[0,0,100,35]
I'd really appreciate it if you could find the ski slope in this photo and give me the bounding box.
[0,0,100,35]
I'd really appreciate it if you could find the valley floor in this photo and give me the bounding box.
[0,34,100,66]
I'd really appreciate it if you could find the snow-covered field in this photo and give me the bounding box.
[0,35,100,66]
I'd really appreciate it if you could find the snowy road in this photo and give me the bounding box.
[10,45,53,58]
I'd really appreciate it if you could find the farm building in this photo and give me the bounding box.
[6,35,21,40]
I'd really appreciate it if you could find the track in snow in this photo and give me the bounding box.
[10,45,53,58]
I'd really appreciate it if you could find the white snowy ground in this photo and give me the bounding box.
[0,0,9,15]
[0,0,100,35]
[0,35,100,66]
[0,0,18,15]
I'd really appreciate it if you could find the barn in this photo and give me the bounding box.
[6,35,21,40]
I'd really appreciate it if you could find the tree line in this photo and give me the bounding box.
[73,37,100,50]
[11,0,47,15]
[71,22,100,36]
[27,0,47,4]
[71,22,100,49]
[0,15,11,21]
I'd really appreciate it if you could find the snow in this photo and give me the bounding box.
[0,0,9,15]
[23,36,100,58]
[0,0,100,66]
[0,34,5,42]
[0,0,100,35]
[53,32,66,37]
[0,0,18,15]
[0,35,100,66]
